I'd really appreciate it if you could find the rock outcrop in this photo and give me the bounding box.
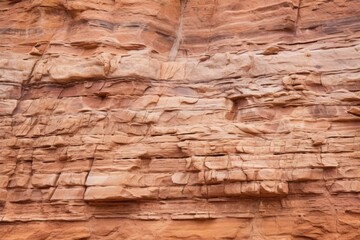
[0,0,360,239]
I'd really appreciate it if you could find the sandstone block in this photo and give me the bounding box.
[241,182,260,196]
[51,187,85,201]
[31,174,58,188]
[57,172,87,186]
[228,170,247,181]
[84,186,159,201]
[330,181,360,194]
[0,100,17,116]
[260,181,288,197]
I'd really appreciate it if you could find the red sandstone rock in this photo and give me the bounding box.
[0,0,360,239]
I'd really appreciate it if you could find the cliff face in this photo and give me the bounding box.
[0,0,360,239]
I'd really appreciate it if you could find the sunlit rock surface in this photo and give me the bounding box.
[0,0,360,239]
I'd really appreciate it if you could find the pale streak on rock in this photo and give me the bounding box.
[168,0,187,61]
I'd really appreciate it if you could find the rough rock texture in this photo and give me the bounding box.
[0,0,360,239]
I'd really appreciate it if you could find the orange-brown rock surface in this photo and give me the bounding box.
[0,0,360,239]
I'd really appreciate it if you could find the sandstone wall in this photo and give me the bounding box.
[0,0,360,239]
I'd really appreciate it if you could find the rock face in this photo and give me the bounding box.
[0,0,360,239]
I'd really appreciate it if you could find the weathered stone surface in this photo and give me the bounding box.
[0,0,360,239]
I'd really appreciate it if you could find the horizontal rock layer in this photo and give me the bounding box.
[0,0,360,239]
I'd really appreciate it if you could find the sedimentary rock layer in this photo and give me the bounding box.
[0,0,360,239]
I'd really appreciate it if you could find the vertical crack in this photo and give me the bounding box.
[83,145,97,200]
[225,98,241,121]
[168,0,187,61]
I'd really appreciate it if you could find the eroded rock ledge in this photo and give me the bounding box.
[0,0,360,239]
